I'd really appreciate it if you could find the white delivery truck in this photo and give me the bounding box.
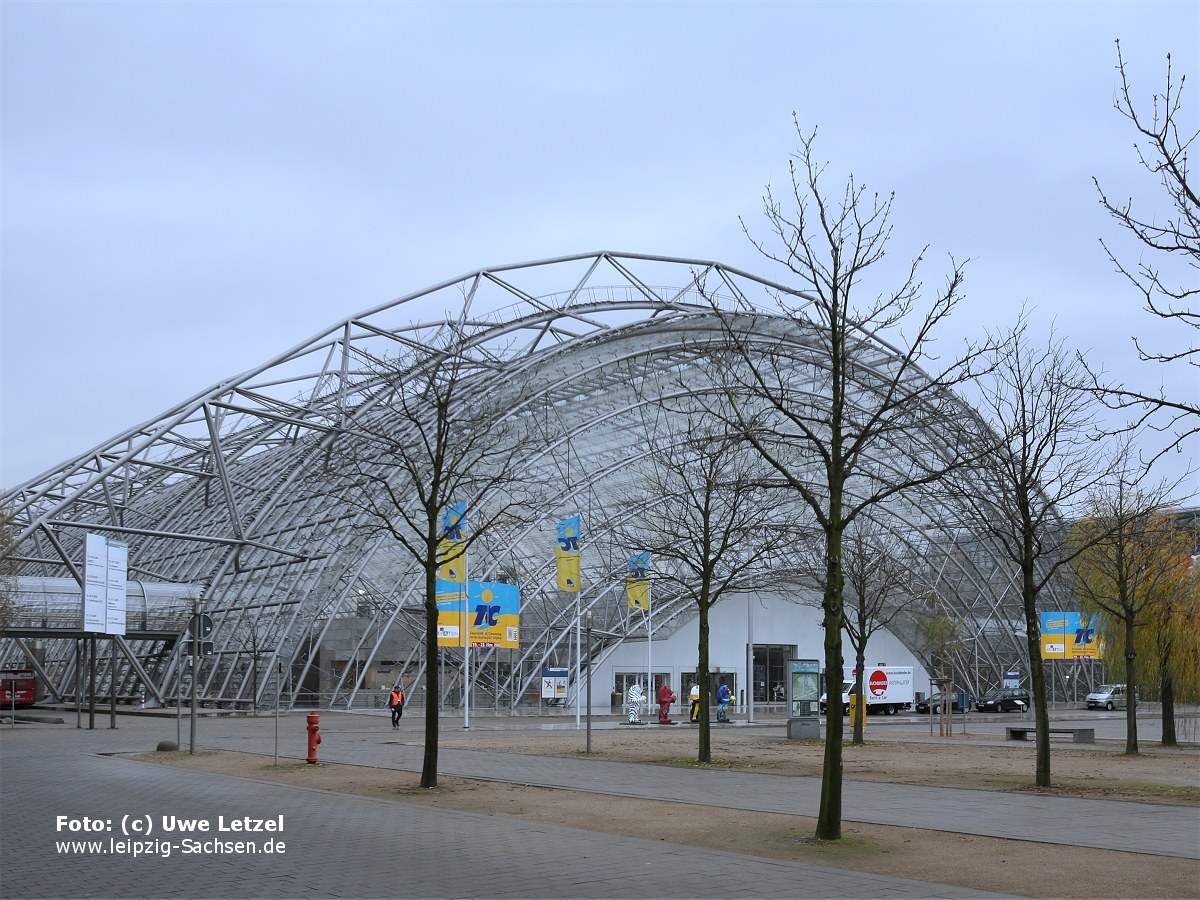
[818,666,915,716]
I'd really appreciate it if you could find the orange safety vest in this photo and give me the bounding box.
[389,690,404,707]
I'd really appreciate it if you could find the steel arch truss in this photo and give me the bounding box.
[1,252,1088,709]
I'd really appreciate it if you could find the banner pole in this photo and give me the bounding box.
[575,593,581,730]
[647,581,653,702]
[463,543,470,731]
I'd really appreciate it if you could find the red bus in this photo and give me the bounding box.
[0,669,37,708]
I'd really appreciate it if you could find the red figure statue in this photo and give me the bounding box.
[657,682,677,724]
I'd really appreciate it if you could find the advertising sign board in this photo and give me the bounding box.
[436,580,520,648]
[1039,611,1103,659]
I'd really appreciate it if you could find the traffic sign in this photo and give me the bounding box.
[185,640,214,657]
[190,614,213,638]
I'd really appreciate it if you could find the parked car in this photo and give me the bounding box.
[914,693,970,714]
[1086,684,1138,710]
[975,688,1029,713]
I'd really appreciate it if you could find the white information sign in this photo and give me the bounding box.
[81,533,128,636]
[540,666,568,700]
[104,540,128,636]
[83,533,108,633]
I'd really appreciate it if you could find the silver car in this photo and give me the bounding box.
[1086,684,1137,710]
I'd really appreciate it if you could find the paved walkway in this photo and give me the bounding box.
[0,729,1003,899]
[150,712,1200,859]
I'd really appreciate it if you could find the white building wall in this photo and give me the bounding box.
[579,589,931,711]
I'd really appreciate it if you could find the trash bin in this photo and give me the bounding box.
[610,690,622,714]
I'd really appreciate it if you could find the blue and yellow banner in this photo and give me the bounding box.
[437,538,466,583]
[442,501,468,543]
[1039,611,1103,659]
[436,580,520,648]
[555,515,582,593]
[626,551,650,610]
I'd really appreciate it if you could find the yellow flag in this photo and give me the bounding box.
[556,548,581,593]
[626,579,650,610]
[437,538,466,583]
[626,551,650,609]
[555,515,582,593]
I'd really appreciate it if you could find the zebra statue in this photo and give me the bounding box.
[625,682,645,725]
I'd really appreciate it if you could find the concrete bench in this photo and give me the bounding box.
[1006,726,1094,744]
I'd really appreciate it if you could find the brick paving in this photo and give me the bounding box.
[0,727,1005,899]
[189,712,1200,860]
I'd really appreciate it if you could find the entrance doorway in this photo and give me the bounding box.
[753,644,796,703]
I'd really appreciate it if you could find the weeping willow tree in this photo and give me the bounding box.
[1077,518,1199,748]
[1074,497,1196,752]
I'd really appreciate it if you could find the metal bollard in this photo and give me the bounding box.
[306,713,322,764]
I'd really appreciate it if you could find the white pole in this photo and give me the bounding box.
[575,594,581,729]
[274,661,281,766]
[463,546,470,730]
[646,581,653,700]
[747,595,754,723]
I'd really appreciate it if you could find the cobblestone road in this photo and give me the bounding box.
[0,728,1006,899]
[193,712,1200,860]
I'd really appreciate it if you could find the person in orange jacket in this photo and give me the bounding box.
[388,686,405,729]
[656,682,677,724]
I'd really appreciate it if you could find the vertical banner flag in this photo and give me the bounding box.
[555,515,582,593]
[435,502,469,645]
[442,501,468,543]
[626,551,651,610]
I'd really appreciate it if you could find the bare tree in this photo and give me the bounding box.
[956,319,1110,787]
[242,616,266,716]
[616,406,787,763]
[840,520,917,745]
[325,326,536,788]
[710,121,989,840]
[913,600,961,681]
[1073,477,1186,754]
[0,508,17,634]
[1090,41,1199,461]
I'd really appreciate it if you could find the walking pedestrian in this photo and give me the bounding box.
[388,686,405,729]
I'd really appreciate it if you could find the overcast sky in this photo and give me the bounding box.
[2,0,1197,489]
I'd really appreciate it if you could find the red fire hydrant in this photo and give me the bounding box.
[306,713,321,764]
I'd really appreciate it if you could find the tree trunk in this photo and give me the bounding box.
[421,561,440,788]
[1124,615,1138,755]
[697,601,711,763]
[1161,669,1177,747]
[815,523,845,840]
[1022,562,1051,787]
[852,645,865,746]
[691,602,705,763]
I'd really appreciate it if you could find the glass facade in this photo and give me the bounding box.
[753,644,796,703]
